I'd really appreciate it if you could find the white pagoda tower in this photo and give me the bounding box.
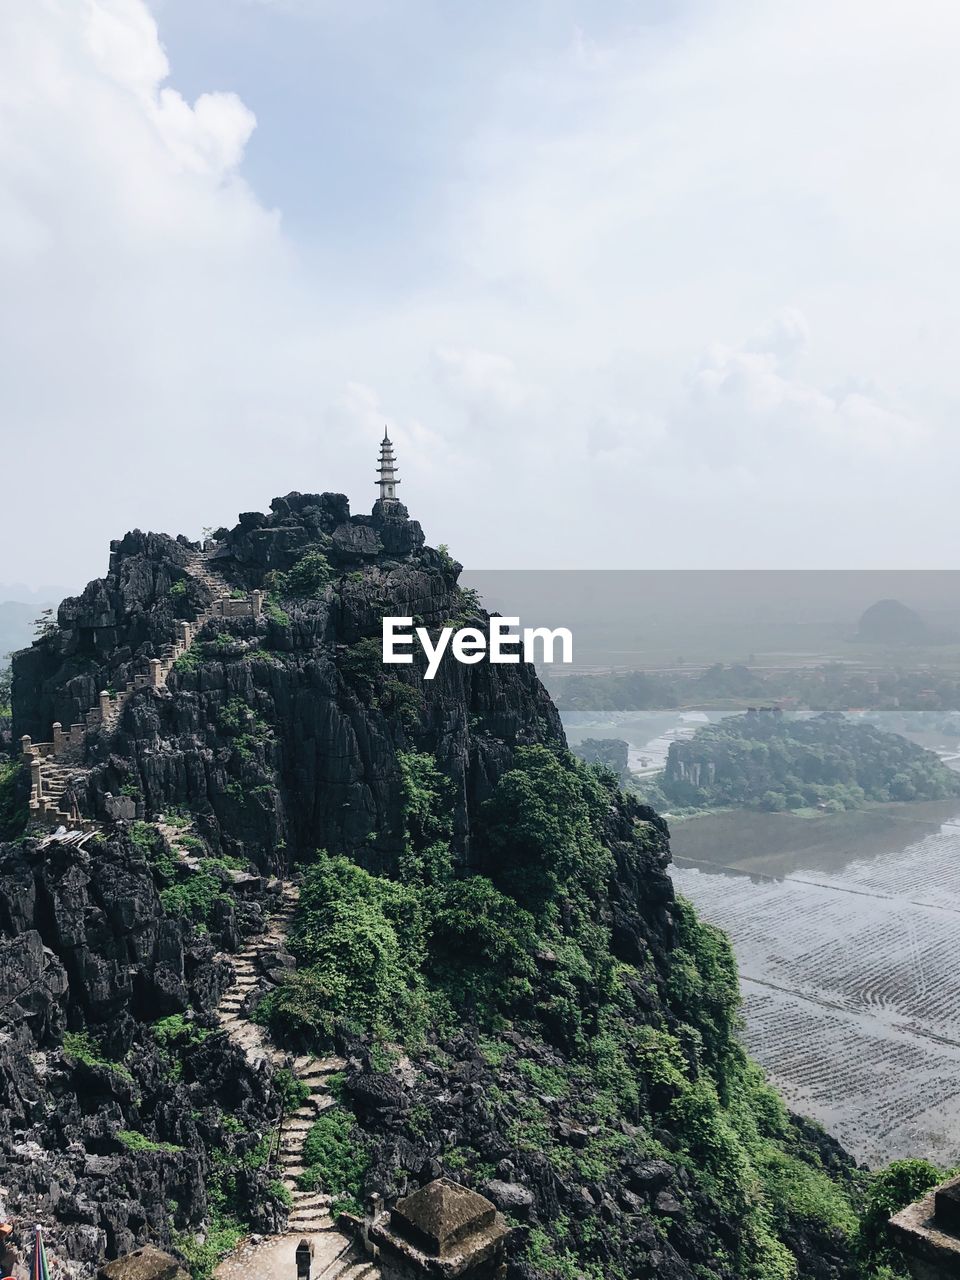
[376,429,400,501]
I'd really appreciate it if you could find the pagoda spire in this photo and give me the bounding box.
[376,428,400,501]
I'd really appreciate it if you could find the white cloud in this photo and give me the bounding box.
[433,346,539,423]
[680,315,922,465]
[3,0,960,581]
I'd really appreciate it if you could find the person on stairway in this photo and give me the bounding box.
[61,783,80,824]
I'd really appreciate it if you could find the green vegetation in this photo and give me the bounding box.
[173,1219,244,1280]
[259,852,428,1041]
[656,709,960,812]
[217,696,271,765]
[172,643,201,673]
[265,549,333,599]
[273,1066,311,1114]
[435,542,457,570]
[0,664,11,717]
[338,640,423,727]
[33,608,57,639]
[264,742,889,1276]
[0,760,26,841]
[117,1129,182,1154]
[152,1014,210,1052]
[298,1109,370,1216]
[174,1130,278,1278]
[857,1159,947,1276]
[555,660,960,716]
[263,595,291,626]
[133,819,235,927]
[169,579,189,600]
[63,1030,133,1082]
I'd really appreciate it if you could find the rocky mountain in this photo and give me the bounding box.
[0,491,894,1280]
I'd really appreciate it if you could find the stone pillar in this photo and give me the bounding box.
[251,589,263,618]
[30,757,42,802]
[368,1179,509,1280]
[20,735,33,759]
[52,722,64,754]
[149,658,163,688]
[295,1239,313,1280]
[100,690,112,720]
[178,621,192,647]
[890,1174,960,1278]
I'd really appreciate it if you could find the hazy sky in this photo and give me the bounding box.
[2,0,959,590]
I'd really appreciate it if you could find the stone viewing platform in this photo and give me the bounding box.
[890,1174,960,1278]
[361,1178,509,1279]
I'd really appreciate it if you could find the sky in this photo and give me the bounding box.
[2,0,960,591]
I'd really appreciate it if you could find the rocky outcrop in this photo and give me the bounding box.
[2,489,865,1280]
[0,828,283,1277]
[2,490,564,1278]
[12,493,560,875]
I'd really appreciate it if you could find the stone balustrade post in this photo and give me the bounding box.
[30,757,42,800]
[52,722,64,754]
[251,589,263,618]
[149,658,163,688]
[100,690,111,719]
[20,735,33,759]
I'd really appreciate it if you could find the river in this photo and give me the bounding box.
[671,805,960,1168]
[559,706,960,1167]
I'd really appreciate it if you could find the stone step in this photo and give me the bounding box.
[282,1118,315,1134]
[292,1100,335,1122]
[293,1054,344,1073]
[315,1249,362,1280]
[288,1202,333,1217]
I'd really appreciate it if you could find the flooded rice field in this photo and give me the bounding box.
[670,803,960,1168]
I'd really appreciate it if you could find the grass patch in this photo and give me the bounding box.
[299,1109,370,1216]
[117,1129,182,1154]
[63,1030,133,1082]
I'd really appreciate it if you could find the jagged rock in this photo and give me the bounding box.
[482,1181,534,1217]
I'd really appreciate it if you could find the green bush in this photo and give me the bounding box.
[480,745,613,910]
[858,1159,946,1274]
[63,1030,133,1082]
[274,1066,311,1114]
[173,1217,244,1280]
[152,1014,210,1051]
[299,1109,370,1215]
[266,550,332,599]
[263,853,427,1041]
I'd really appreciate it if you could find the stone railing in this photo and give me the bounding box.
[21,575,263,832]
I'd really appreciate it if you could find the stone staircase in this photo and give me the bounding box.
[214,1232,375,1280]
[20,548,260,832]
[212,889,378,1278]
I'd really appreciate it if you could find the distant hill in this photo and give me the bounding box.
[661,708,960,811]
[856,599,931,645]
